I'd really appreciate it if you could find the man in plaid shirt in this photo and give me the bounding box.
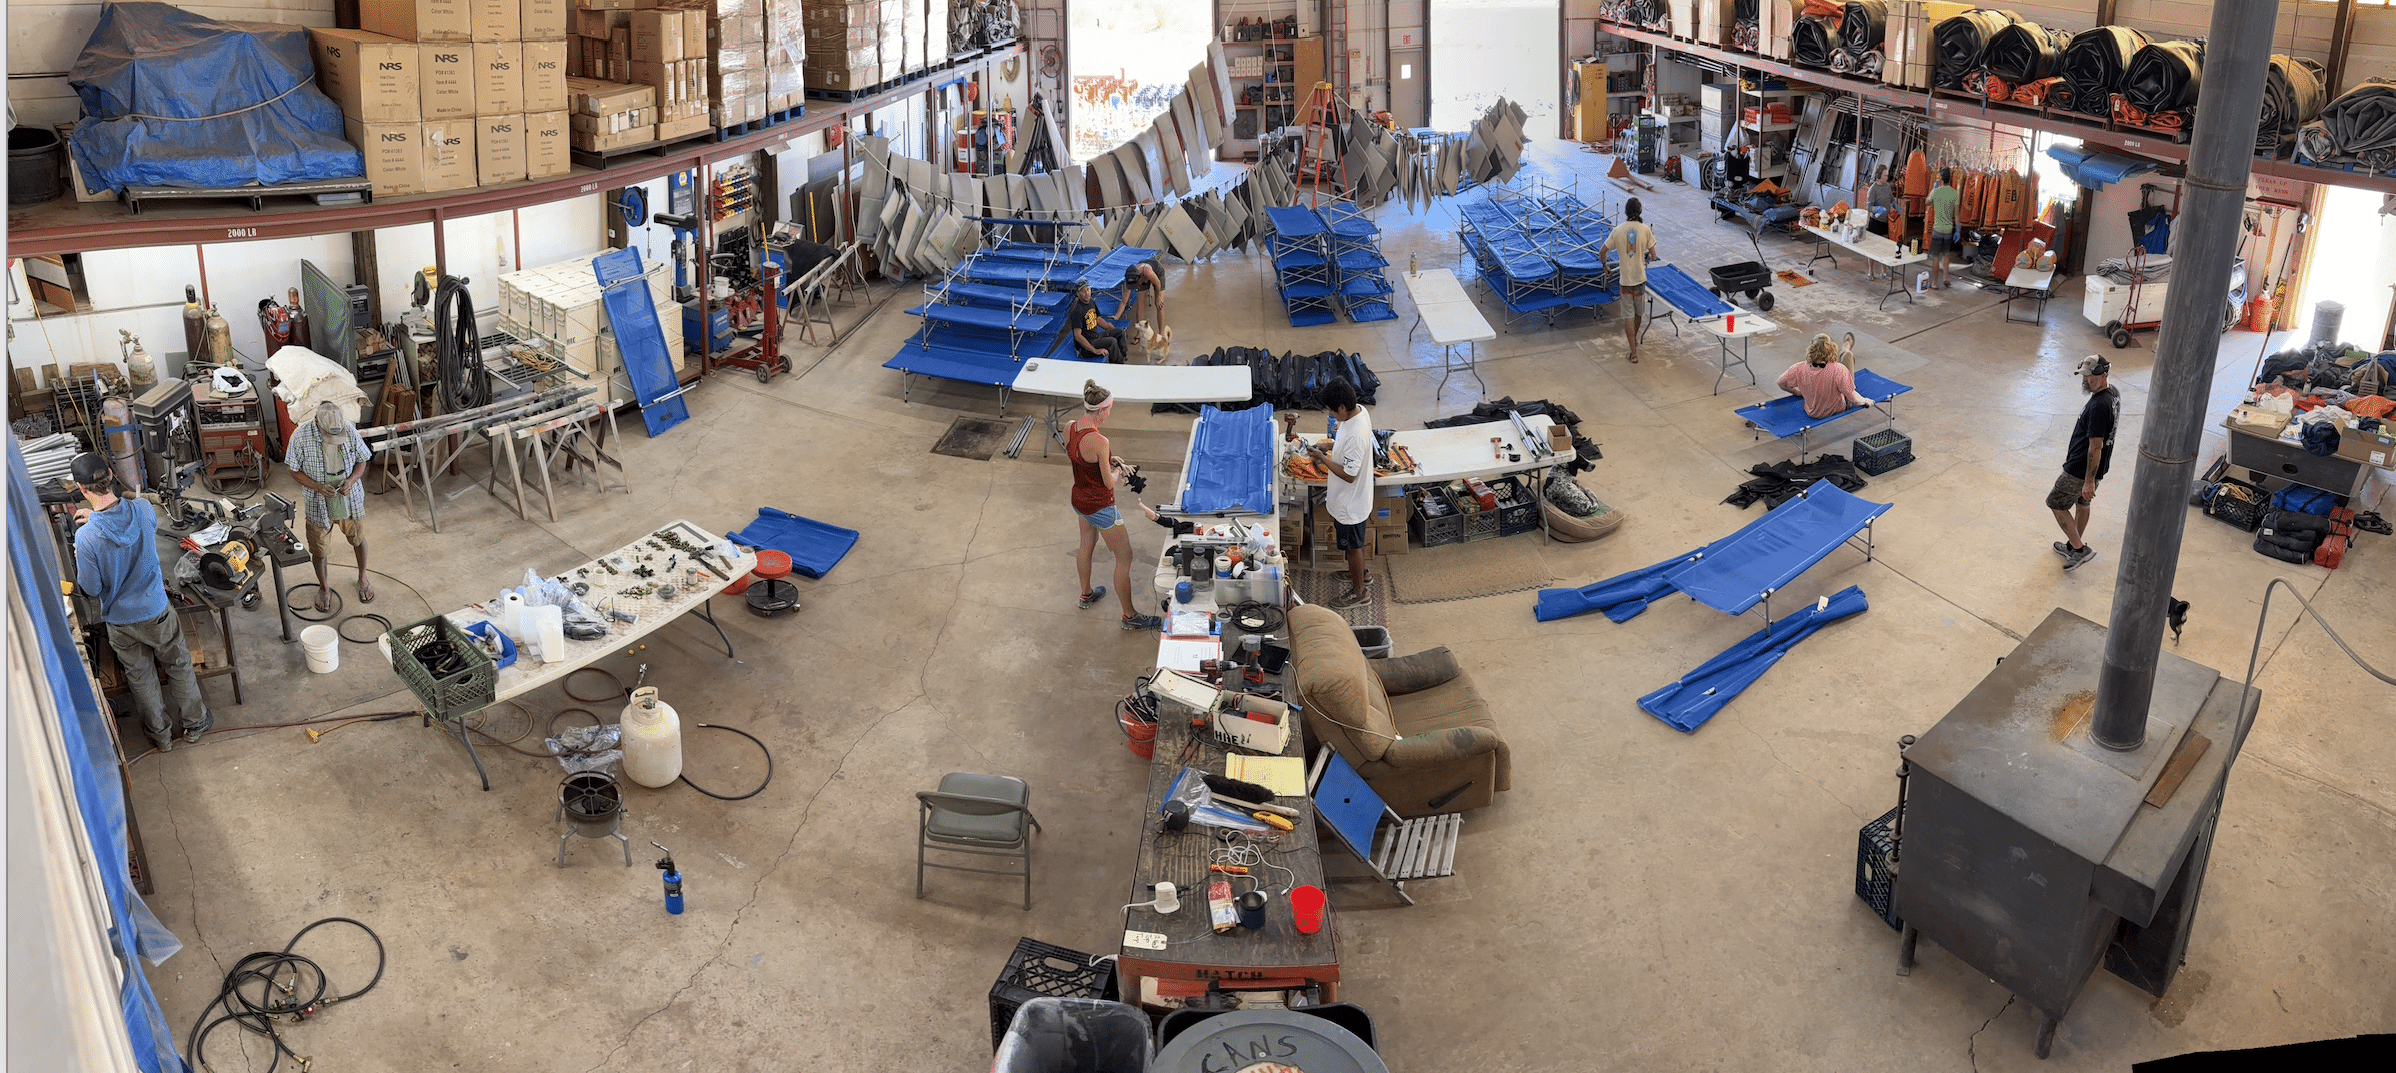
[284,401,375,610]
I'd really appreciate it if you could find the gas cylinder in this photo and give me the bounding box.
[101,398,142,492]
[182,285,206,363]
[203,304,233,366]
[619,686,683,788]
[120,330,156,388]
[286,287,310,350]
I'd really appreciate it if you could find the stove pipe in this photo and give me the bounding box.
[2093,0,2284,751]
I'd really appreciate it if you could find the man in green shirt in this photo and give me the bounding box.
[1926,167,1961,291]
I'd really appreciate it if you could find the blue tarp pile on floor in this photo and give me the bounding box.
[68,2,364,192]
[1180,404,1278,515]
[1639,585,1870,731]
[727,508,860,579]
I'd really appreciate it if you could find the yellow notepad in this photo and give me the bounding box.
[1224,755,1306,798]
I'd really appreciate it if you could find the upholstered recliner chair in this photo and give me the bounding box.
[1285,604,1510,816]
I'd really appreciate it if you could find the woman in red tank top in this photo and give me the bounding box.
[1068,381,1162,631]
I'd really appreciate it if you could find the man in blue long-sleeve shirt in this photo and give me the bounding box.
[68,453,210,752]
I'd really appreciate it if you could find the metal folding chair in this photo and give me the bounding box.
[1306,747,1461,907]
[917,773,1042,910]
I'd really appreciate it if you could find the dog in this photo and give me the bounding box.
[2168,597,2190,645]
[1133,321,1173,363]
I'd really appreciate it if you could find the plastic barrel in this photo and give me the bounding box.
[8,126,63,206]
[301,625,341,674]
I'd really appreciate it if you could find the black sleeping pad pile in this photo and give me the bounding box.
[1933,9,2015,90]
[2059,26,2148,117]
[1985,21,2064,84]
[2299,78,2396,171]
[2121,39,2203,114]
[1150,347,1382,415]
[1792,18,1838,68]
[1839,1,1887,54]
[2258,55,2329,155]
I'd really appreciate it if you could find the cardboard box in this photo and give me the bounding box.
[655,113,711,141]
[805,63,872,91]
[523,0,570,38]
[568,76,654,114]
[470,0,521,39]
[576,0,638,9]
[523,40,570,111]
[808,44,875,68]
[310,28,422,123]
[573,8,621,35]
[1374,529,1410,557]
[572,124,654,151]
[524,109,571,176]
[362,0,473,41]
[805,23,876,49]
[2335,423,2396,469]
[345,117,426,195]
[683,8,706,45]
[420,43,478,118]
[477,41,525,113]
[632,10,684,61]
[1210,702,1290,754]
[422,119,479,191]
[712,14,764,48]
[569,106,652,132]
[475,113,526,184]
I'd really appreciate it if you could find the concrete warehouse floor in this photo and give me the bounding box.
[126,140,2394,1072]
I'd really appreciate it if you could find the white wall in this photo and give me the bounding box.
[8,234,349,372]
[1430,0,1560,138]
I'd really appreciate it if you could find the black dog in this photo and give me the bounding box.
[2168,598,2191,645]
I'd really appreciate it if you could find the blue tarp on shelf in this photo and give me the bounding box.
[67,3,363,193]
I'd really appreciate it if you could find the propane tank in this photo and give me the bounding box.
[119,330,157,388]
[182,285,206,363]
[653,842,684,914]
[203,304,233,367]
[101,398,143,493]
[285,287,310,350]
[619,686,684,788]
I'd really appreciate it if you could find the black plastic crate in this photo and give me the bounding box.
[1408,485,1470,548]
[388,615,496,719]
[1855,805,1902,932]
[1489,475,1541,537]
[1852,429,1914,476]
[988,938,1118,1051]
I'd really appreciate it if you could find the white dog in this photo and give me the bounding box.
[1133,321,1173,363]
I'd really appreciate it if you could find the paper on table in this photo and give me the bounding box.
[1156,637,1222,673]
[1224,754,1306,797]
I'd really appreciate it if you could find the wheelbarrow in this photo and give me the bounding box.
[1708,231,1776,311]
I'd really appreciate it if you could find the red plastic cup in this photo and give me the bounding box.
[1726,312,1737,333]
[1290,884,1327,935]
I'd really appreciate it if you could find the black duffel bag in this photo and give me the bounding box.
[2201,476,2270,531]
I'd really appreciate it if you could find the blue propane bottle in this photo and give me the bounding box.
[653,842,684,914]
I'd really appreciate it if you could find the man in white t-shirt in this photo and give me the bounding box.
[1603,197,1659,363]
[1305,378,1374,610]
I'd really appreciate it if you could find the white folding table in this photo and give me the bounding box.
[1011,358,1254,456]
[1288,413,1563,557]
[1401,268,1498,402]
[397,519,757,790]
[2003,265,2058,324]
[1696,313,1779,394]
[1801,223,1930,309]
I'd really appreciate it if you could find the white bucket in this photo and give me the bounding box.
[301,624,340,674]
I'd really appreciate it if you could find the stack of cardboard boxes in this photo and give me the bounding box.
[710,0,770,128]
[568,77,657,152]
[764,0,806,115]
[322,0,568,194]
[803,0,908,92]
[568,2,709,147]
[1311,486,1412,558]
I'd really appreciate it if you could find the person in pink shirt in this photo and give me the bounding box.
[1777,334,1868,418]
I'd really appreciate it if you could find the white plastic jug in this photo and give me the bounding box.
[619,686,684,788]
[530,604,565,664]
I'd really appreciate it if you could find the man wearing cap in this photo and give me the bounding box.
[1068,281,1127,364]
[67,453,211,752]
[2049,357,2119,570]
[284,401,375,609]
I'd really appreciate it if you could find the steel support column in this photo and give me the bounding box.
[2091,0,2283,751]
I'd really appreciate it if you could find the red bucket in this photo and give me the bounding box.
[1120,711,1157,759]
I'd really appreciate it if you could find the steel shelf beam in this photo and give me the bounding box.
[1597,19,2396,198]
[6,43,1026,257]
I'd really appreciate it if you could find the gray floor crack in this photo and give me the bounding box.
[1968,995,2015,1073]
[1740,721,1867,824]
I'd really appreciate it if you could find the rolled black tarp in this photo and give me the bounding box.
[1736,0,1761,19]
[2122,39,2203,114]
[1934,10,2015,90]
[1840,1,1888,54]
[2258,55,2329,155]
[1793,17,1838,68]
[1630,0,1666,27]
[2059,25,2148,117]
[2309,78,2396,168]
[1985,22,2063,84]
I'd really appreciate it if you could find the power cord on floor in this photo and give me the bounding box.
[186,917,386,1073]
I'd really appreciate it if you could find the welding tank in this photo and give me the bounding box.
[203,304,233,366]
[619,686,683,788]
[182,285,206,362]
[101,398,142,492]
